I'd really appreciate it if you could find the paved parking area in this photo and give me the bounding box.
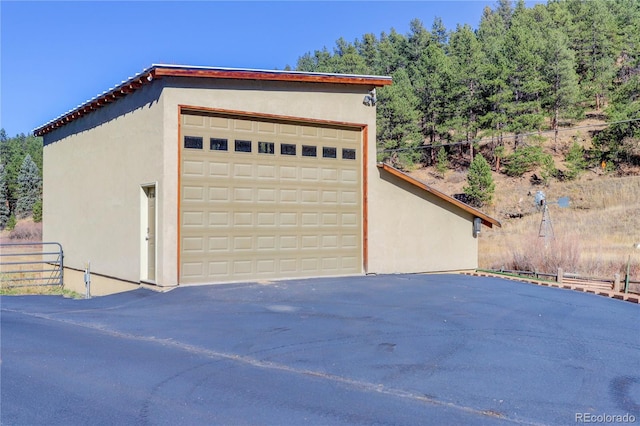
[2,273,639,425]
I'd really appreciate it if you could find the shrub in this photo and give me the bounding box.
[9,220,42,241]
[506,232,582,274]
[435,146,448,177]
[564,142,587,180]
[6,214,16,231]
[463,154,495,207]
[540,154,558,184]
[32,199,42,223]
[502,145,545,177]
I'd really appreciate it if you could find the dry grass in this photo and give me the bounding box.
[6,220,43,241]
[0,224,64,293]
[479,175,640,279]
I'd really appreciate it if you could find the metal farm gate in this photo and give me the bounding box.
[0,242,64,288]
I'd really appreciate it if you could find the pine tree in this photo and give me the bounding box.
[436,146,449,177]
[542,28,582,137]
[355,33,380,73]
[464,154,495,207]
[0,132,43,215]
[430,17,448,47]
[377,68,423,168]
[15,154,42,218]
[332,38,368,74]
[477,6,510,150]
[413,42,453,144]
[377,29,407,75]
[570,0,618,110]
[504,6,548,146]
[448,24,484,142]
[0,164,10,229]
[565,141,587,180]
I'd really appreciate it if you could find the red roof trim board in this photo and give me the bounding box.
[33,64,392,136]
[376,163,501,228]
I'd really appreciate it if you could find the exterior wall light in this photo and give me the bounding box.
[473,217,482,238]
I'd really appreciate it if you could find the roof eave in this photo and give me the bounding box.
[33,65,392,137]
[376,163,501,228]
[151,64,393,87]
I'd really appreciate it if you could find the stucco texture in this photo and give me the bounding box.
[43,73,480,291]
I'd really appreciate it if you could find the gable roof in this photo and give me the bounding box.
[33,64,392,137]
[377,163,501,228]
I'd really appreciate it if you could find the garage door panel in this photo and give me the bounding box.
[232,212,253,226]
[257,212,277,226]
[209,162,230,177]
[279,166,298,180]
[300,190,319,203]
[208,236,229,251]
[208,261,229,276]
[279,189,298,203]
[257,188,276,203]
[209,187,229,202]
[257,121,276,134]
[233,163,254,178]
[279,212,298,226]
[257,259,276,274]
[183,160,205,176]
[208,212,229,226]
[257,164,277,179]
[301,213,319,226]
[341,191,358,204]
[233,187,254,202]
[182,261,205,278]
[183,186,205,201]
[180,113,362,284]
[300,167,319,180]
[182,237,205,253]
[182,211,204,227]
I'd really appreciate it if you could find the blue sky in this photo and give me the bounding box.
[2,1,524,137]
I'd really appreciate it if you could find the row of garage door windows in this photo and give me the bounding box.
[184,136,357,160]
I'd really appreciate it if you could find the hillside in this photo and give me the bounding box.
[409,116,640,279]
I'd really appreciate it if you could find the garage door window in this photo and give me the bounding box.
[258,142,275,154]
[302,145,317,157]
[210,138,228,151]
[342,148,356,160]
[323,147,337,158]
[235,140,252,153]
[281,144,296,156]
[184,136,203,149]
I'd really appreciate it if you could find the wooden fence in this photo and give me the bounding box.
[471,268,640,303]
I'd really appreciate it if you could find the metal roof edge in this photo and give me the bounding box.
[149,63,393,81]
[34,64,392,136]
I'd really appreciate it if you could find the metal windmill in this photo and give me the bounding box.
[534,191,570,244]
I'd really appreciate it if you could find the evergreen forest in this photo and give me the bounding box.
[292,0,640,172]
[0,130,43,230]
[1,0,639,230]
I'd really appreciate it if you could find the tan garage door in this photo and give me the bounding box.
[179,111,363,284]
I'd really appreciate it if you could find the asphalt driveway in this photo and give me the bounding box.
[1,274,639,425]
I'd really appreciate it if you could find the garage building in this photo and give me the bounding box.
[35,64,499,293]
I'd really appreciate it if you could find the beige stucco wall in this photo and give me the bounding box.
[63,267,139,296]
[367,170,479,274]
[43,82,167,287]
[43,75,479,291]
